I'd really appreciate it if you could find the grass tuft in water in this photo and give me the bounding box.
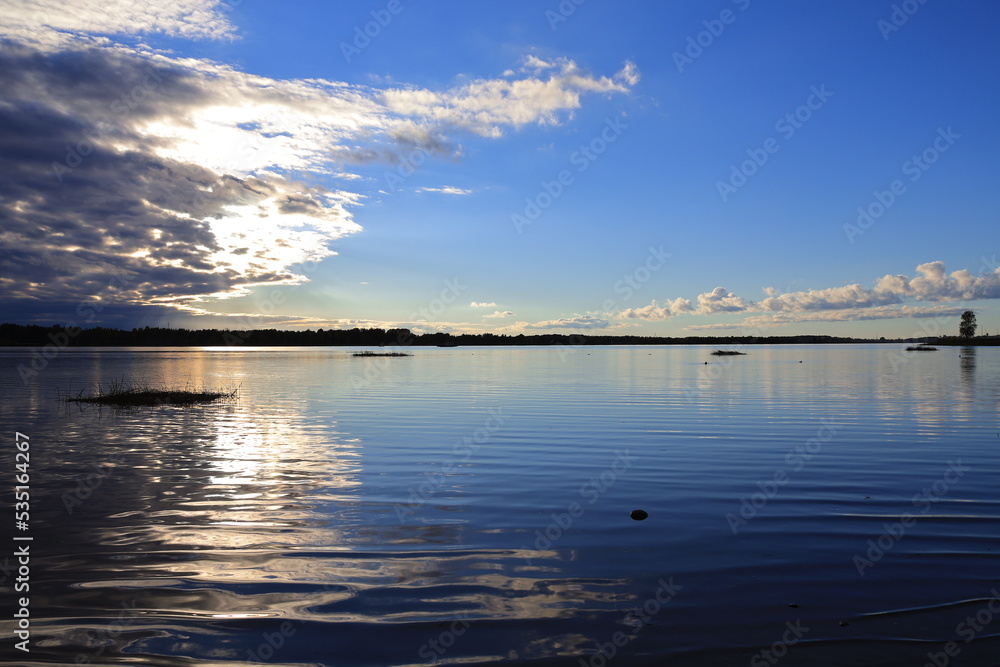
[352,351,412,357]
[65,378,239,407]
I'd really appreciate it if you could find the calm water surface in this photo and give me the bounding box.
[1,345,999,666]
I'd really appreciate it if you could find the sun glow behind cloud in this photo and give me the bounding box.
[0,1,639,325]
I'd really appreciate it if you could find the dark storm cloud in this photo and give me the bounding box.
[0,40,357,322]
[0,297,185,329]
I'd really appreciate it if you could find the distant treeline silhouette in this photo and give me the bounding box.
[0,323,906,347]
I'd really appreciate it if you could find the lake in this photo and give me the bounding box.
[2,344,999,666]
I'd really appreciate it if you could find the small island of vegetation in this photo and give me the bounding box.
[711,350,747,356]
[352,351,412,357]
[65,379,238,407]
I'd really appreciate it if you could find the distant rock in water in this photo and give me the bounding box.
[711,350,746,356]
[630,509,648,521]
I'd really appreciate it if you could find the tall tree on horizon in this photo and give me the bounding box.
[960,310,977,338]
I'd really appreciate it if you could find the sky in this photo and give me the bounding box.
[1,0,998,338]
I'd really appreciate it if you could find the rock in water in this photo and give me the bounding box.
[630,509,648,521]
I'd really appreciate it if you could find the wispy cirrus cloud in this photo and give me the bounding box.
[416,186,472,195]
[507,315,614,331]
[0,0,237,44]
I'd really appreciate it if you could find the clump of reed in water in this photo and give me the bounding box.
[352,351,412,357]
[65,378,238,407]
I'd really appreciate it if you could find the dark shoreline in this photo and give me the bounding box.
[3,322,998,348]
[935,336,1000,346]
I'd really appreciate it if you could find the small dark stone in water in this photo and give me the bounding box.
[788,603,799,608]
[630,509,648,521]
[839,621,849,627]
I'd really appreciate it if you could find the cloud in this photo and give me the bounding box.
[696,287,754,314]
[0,11,637,324]
[616,261,1000,327]
[877,260,1000,302]
[514,315,612,330]
[484,310,514,319]
[681,322,750,331]
[617,288,751,320]
[522,55,558,72]
[681,304,971,331]
[0,44,360,311]
[470,302,498,308]
[758,283,900,312]
[380,56,638,137]
[0,0,237,44]
[616,60,641,86]
[724,305,970,329]
[416,186,472,195]
[617,297,692,321]
[761,262,1000,312]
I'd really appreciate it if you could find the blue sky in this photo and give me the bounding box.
[1,0,998,337]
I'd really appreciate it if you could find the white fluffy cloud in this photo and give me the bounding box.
[380,56,639,137]
[879,261,1000,301]
[484,310,514,319]
[759,282,900,312]
[470,302,498,308]
[617,297,692,321]
[616,261,1000,326]
[618,289,753,320]
[696,287,754,314]
[761,261,1000,313]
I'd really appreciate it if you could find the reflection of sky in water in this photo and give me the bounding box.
[3,345,1000,665]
